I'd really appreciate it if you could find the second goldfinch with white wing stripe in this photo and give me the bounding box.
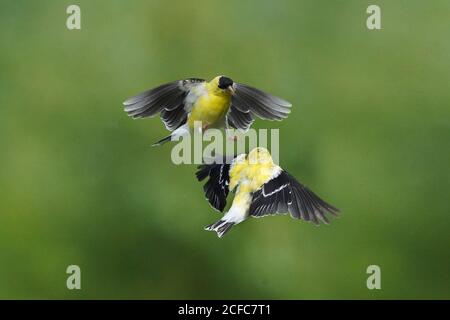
[196,148,339,238]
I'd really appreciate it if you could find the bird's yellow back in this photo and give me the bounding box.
[230,148,281,194]
[229,155,248,191]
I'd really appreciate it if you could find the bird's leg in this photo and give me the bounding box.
[202,123,210,132]
[226,130,238,141]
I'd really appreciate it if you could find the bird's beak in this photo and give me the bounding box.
[227,85,236,95]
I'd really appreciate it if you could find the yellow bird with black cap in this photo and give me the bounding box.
[123,76,292,146]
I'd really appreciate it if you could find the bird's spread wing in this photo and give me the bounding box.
[196,159,232,212]
[249,171,339,224]
[227,83,292,131]
[123,78,205,131]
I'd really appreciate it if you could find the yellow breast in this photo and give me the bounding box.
[187,92,231,129]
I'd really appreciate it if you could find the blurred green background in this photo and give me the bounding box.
[0,0,449,299]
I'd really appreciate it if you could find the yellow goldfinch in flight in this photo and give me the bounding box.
[123,76,292,146]
[196,147,339,238]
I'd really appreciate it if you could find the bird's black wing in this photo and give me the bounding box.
[249,171,339,224]
[227,83,292,131]
[123,78,205,131]
[196,159,232,212]
[226,105,255,132]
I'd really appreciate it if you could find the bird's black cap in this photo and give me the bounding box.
[218,76,234,89]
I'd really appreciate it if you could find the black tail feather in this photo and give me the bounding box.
[205,220,235,238]
[152,135,171,146]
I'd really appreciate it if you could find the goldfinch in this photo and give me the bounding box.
[123,76,292,146]
[196,147,339,238]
